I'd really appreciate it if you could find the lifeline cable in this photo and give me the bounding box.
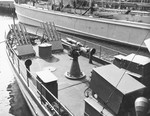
[101,30,150,114]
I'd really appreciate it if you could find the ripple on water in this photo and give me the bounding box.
[0,13,32,116]
[7,80,32,116]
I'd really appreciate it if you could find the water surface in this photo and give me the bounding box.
[0,13,32,116]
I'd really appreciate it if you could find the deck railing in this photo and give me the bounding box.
[6,33,127,115]
[6,43,74,116]
[59,32,127,63]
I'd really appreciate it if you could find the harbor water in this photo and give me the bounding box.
[0,13,32,116]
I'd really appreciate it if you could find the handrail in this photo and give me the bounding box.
[58,32,127,62]
[6,31,127,115]
[6,42,74,116]
[40,81,74,116]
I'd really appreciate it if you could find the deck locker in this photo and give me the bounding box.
[36,70,58,104]
[113,53,150,76]
[84,64,145,116]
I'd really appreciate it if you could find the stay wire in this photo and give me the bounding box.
[101,30,150,114]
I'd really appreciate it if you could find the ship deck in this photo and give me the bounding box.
[20,44,102,116]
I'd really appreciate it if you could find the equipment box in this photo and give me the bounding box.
[90,64,145,115]
[36,70,58,104]
[113,54,150,76]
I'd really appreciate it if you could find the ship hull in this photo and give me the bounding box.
[15,3,150,48]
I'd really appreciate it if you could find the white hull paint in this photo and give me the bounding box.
[15,3,150,48]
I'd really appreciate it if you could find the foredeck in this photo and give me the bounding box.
[20,44,102,116]
[7,21,129,116]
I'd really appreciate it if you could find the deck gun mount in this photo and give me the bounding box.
[68,43,96,60]
[65,44,85,80]
[66,38,96,64]
[65,43,96,80]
